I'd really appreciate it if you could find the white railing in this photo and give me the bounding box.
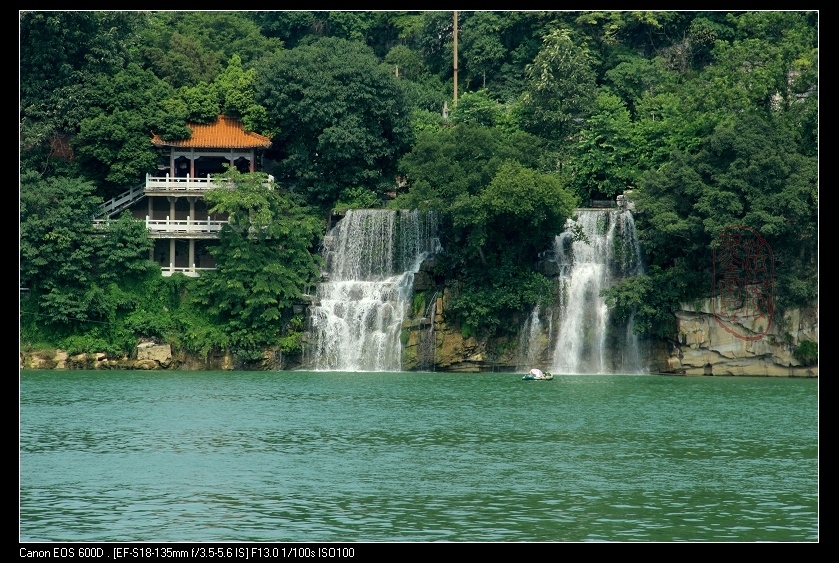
[145,173,233,192]
[145,216,227,234]
[161,266,217,278]
[93,216,227,236]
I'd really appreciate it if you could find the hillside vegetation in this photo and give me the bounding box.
[20,11,818,359]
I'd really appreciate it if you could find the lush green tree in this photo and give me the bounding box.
[459,11,508,90]
[175,82,221,124]
[20,11,148,179]
[168,54,271,135]
[607,111,817,336]
[137,11,282,88]
[20,171,156,348]
[574,11,692,59]
[139,30,222,89]
[20,11,145,130]
[631,91,708,171]
[248,11,319,48]
[602,55,670,118]
[193,170,324,354]
[415,11,567,101]
[252,11,404,57]
[71,63,191,194]
[567,92,638,201]
[516,28,598,148]
[212,55,271,135]
[395,122,543,211]
[396,121,574,336]
[449,90,505,128]
[385,44,449,115]
[333,187,382,215]
[444,161,577,336]
[385,45,427,82]
[255,37,413,208]
[451,160,577,268]
[416,11,456,81]
[20,171,103,328]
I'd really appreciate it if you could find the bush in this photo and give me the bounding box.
[794,340,818,366]
[332,187,381,214]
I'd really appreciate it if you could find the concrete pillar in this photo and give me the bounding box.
[189,240,195,273]
[169,238,175,272]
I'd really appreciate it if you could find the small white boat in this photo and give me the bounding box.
[522,368,554,381]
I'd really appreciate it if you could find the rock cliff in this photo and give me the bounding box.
[651,299,818,377]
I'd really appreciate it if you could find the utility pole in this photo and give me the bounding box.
[453,11,458,106]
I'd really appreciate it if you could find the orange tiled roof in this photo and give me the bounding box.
[151,115,271,149]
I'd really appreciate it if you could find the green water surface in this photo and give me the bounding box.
[20,371,818,542]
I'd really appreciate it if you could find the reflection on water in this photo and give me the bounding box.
[20,371,818,542]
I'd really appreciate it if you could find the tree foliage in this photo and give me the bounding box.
[255,37,413,209]
[20,171,157,348]
[397,122,576,336]
[567,92,638,200]
[517,27,598,146]
[72,63,190,193]
[20,11,145,130]
[137,11,282,88]
[19,10,818,352]
[193,170,324,352]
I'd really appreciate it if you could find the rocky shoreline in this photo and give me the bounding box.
[21,291,817,376]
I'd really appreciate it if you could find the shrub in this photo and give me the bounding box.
[793,340,818,366]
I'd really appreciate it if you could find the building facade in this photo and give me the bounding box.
[97,115,272,276]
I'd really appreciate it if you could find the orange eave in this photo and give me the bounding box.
[151,115,271,149]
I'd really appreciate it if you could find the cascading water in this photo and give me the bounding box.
[519,304,550,370]
[519,209,645,374]
[306,209,439,371]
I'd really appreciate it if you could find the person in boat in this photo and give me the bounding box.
[529,368,545,379]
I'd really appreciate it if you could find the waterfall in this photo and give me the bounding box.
[518,304,549,369]
[520,209,646,374]
[306,209,439,371]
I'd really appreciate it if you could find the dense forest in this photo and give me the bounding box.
[20,11,818,362]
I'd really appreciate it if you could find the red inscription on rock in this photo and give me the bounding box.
[712,225,774,341]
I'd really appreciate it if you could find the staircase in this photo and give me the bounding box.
[94,184,146,219]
